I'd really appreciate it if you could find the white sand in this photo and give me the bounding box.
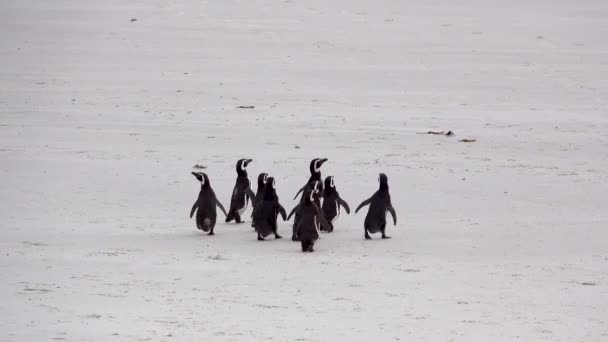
[1,0,607,340]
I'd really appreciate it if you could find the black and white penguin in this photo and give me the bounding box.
[252,176,287,240]
[294,189,331,252]
[293,158,328,200]
[288,180,321,241]
[321,176,350,232]
[190,172,228,235]
[226,158,256,223]
[355,173,397,239]
[250,172,269,228]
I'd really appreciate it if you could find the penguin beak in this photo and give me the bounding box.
[191,172,202,182]
[245,159,253,167]
[319,158,328,166]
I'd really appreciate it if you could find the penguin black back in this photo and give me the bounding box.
[253,177,287,240]
[250,172,269,227]
[295,189,331,252]
[190,172,227,235]
[321,176,350,232]
[288,179,321,240]
[226,158,255,224]
[355,173,397,240]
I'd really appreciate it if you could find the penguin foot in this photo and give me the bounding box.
[381,235,391,239]
[365,233,372,240]
[257,234,265,241]
[274,234,283,239]
[208,231,215,236]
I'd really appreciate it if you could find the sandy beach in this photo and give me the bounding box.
[1,0,607,340]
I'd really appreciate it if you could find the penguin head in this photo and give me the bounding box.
[304,189,315,204]
[378,173,389,191]
[257,172,269,188]
[191,171,210,188]
[323,176,335,195]
[324,176,335,189]
[307,179,320,193]
[236,158,253,176]
[309,158,328,175]
[266,176,276,190]
[264,176,277,200]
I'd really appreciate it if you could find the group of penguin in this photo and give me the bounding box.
[190,158,398,252]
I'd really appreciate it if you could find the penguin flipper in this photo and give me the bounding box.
[293,184,306,200]
[247,188,256,203]
[287,204,301,221]
[388,203,397,225]
[338,197,350,214]
[251,203,258,219]
[313,202,332,231]
[277,204,287,221]
[214,197,228,217]
[355,197,372,214]
[190,201,198,219]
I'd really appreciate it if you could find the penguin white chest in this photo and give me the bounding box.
[237,194,248,215]
[332,202,340,223]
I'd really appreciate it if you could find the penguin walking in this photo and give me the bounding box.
[288,180,321,241]
[321,176,350,232]
[293,158,328,200]
[291,158,327,239]
[250,172,269,228]
[355,173,397,239]
[225,159,256,223]
[190,172,228,235]
[252,177,287,240]
[295,189,331,252]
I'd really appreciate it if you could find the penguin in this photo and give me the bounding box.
[293,158,328,200]
[190,172,228,235]
[321,176,350,232]
[355,173,397,240]
[252,176,287,240]
[250,172,269,228]
[287,180,321,241]
[225,158,256,223]
[295,189,332,252]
